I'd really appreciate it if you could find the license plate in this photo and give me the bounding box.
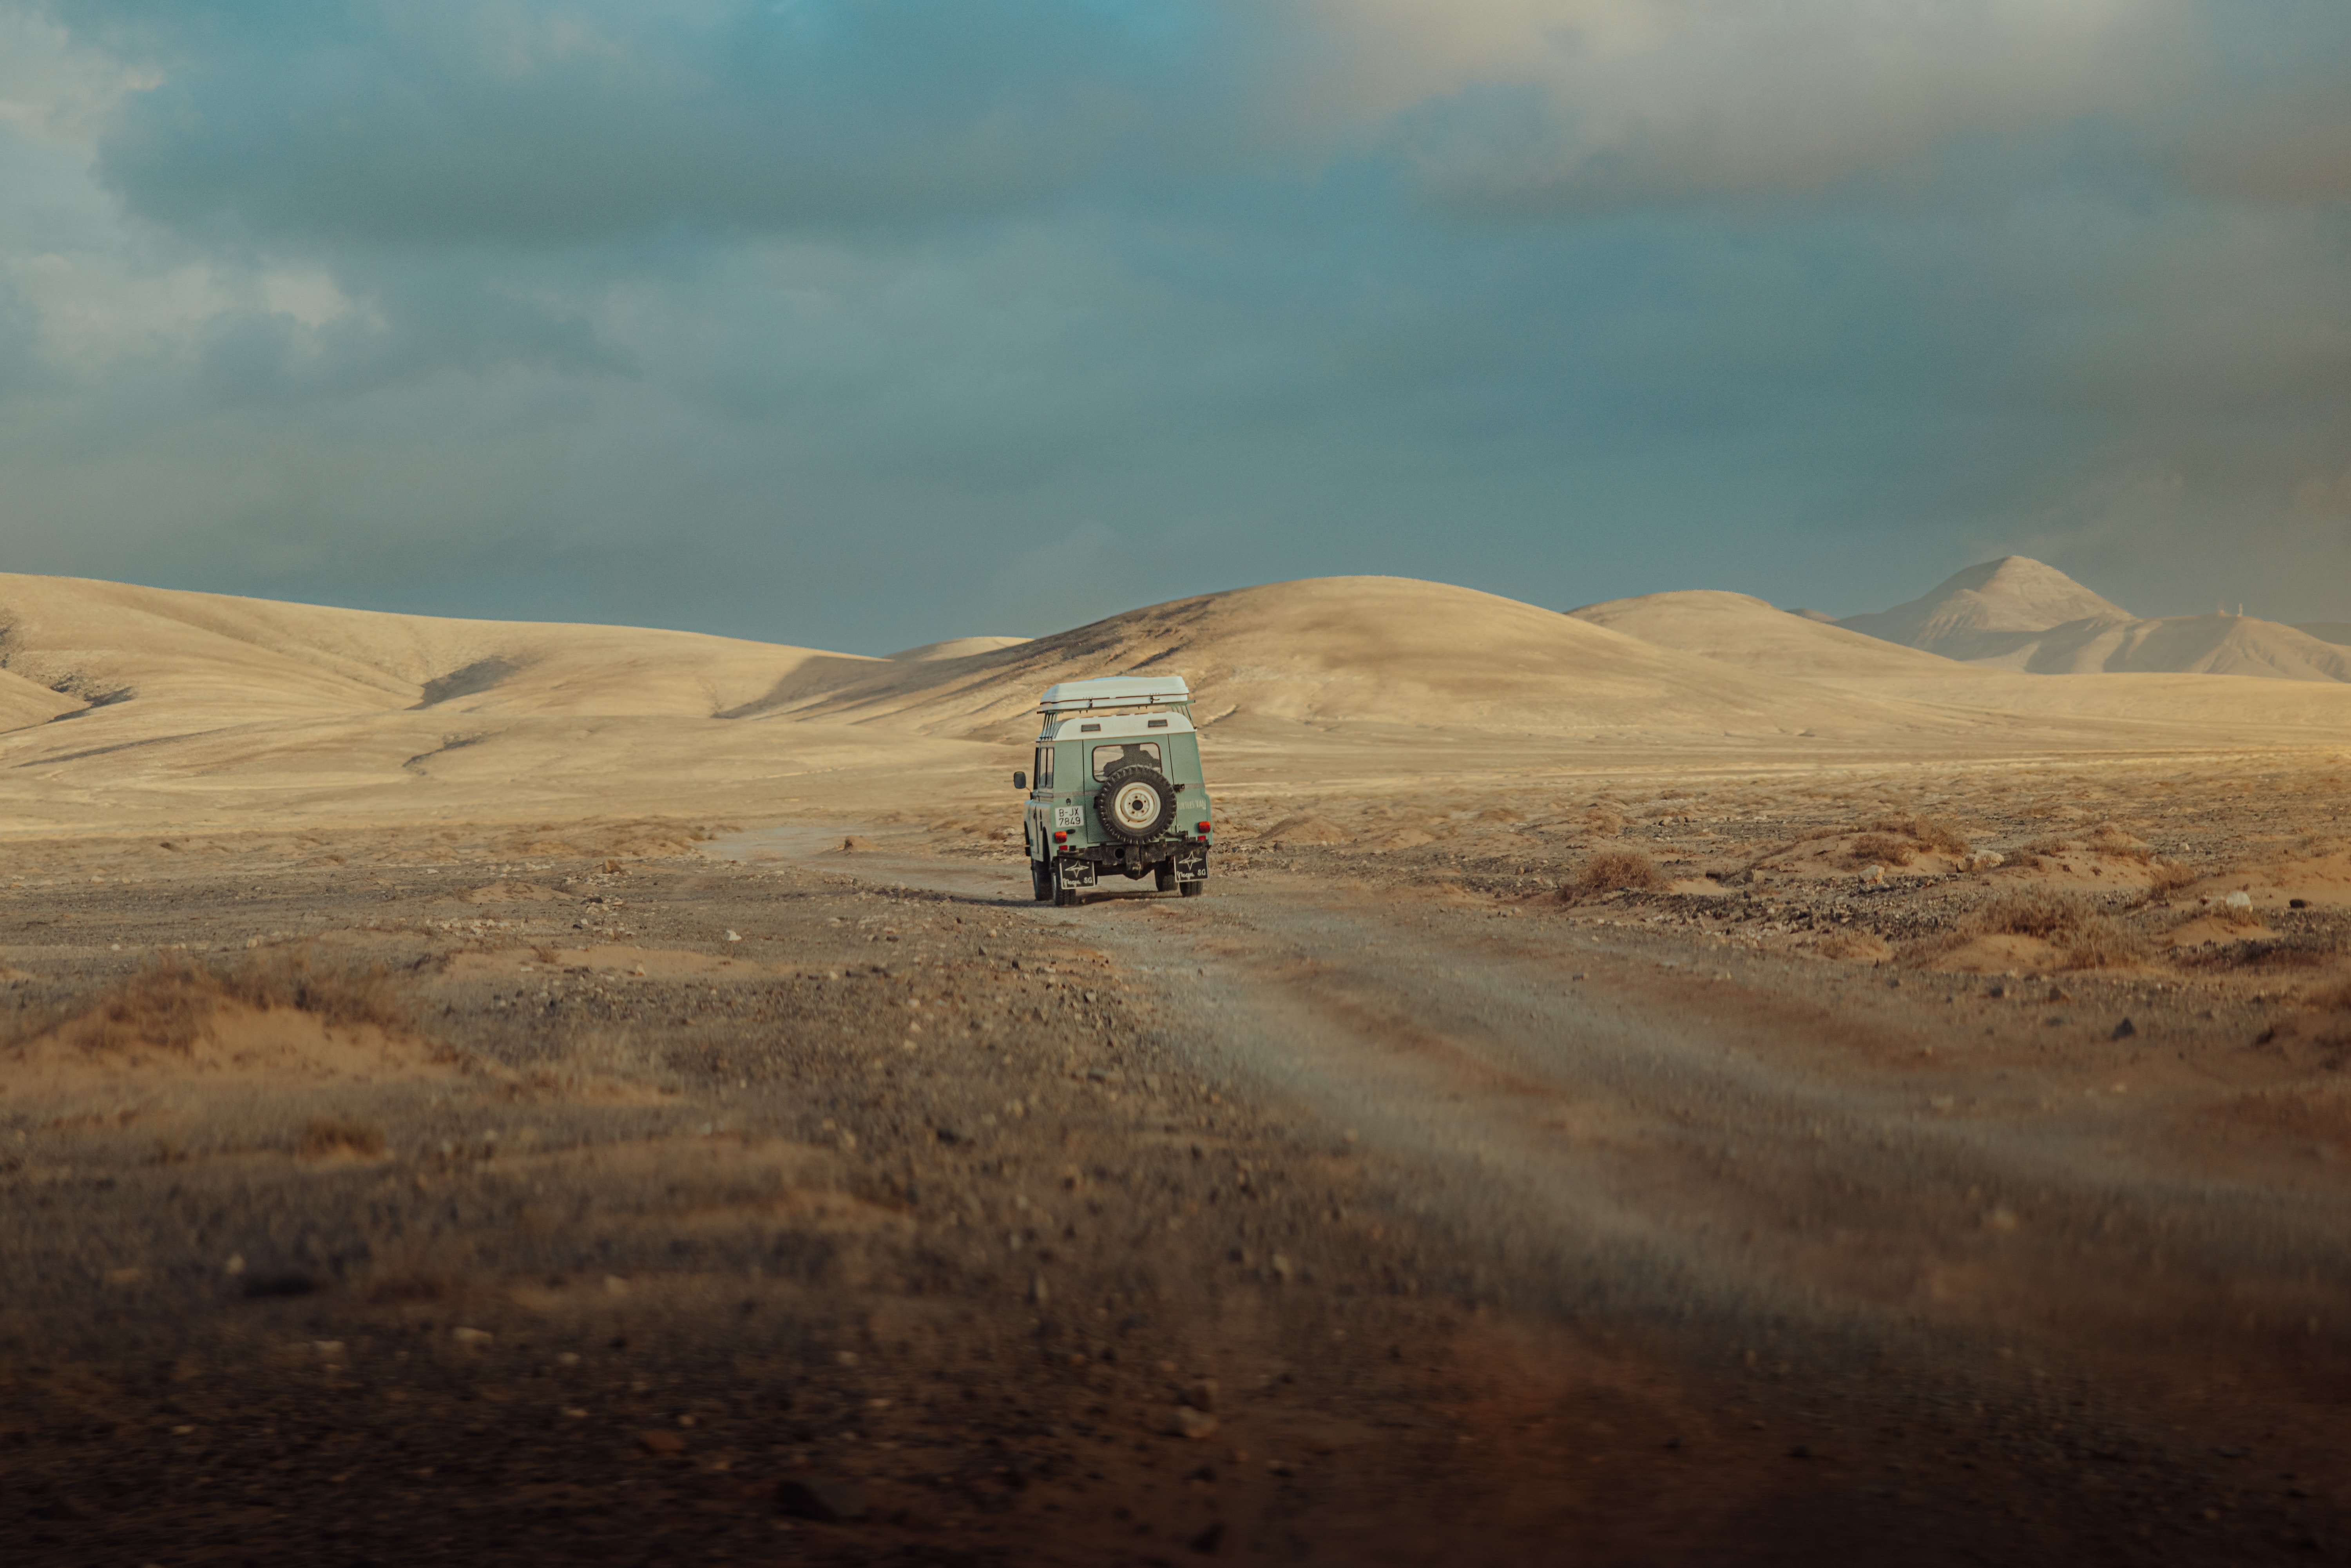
[1054,805,1084,830]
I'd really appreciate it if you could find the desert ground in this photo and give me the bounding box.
[4,569,2350,1563]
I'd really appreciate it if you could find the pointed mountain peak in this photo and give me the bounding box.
[1839,557,2132,656]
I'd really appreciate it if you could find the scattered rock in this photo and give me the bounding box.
[452,1327,493,1348]
[1189,1520,1227,1554]
[2226,891,2253,911]
[2112,1018,2137,1040]
[1183,1378,1219,1413]
[2291,898,2309,909]
[1268,1254,1295,1284]
[1168,1405,1221,1441]
[241,1271,316,1299]
[636,1429,686,1457]
[840,836,876,853]
[776,1473,868,1522]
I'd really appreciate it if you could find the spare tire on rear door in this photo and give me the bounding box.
[1095,766,1176,844]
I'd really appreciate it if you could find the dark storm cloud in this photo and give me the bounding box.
[3,0,2350,649]
[63,0,1226,243]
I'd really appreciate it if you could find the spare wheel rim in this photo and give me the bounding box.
[1114,782,1157,825]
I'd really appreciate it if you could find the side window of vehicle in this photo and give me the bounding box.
[1036,745,1055,789]
[1090,741,1162,779]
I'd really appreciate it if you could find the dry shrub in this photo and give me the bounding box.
[2087,822,2154,862]
[219,947,412,1033]
[1563,849,1666,899]
[76,959,225,1055]
[1847,833,1916,868]
[2145,860,2200,900]
[56,948,411,1056]
[2296,979,2351,1012]
[1963,889,2147,970]
[298,1115,387,1160]
[1816,929,1892,962]
[1867,814,1971,857]
[1581,808,1627,836]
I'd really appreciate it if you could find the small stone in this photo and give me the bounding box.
[724,930,742,943]
[1030,1273,1050,1306]
[776,1473,868,1522]
[2289,898,2309,909]
[1189,1520,1226,1554]
[603,1275,630,1295]
[2226,891,2252,910]
[2112,1017,2137,1040]
[636,1429,686,1456]
[223,1253,245,1276]
[1268,1254,1295,1284]
[1183,1378,1219,1413]
[452,1327,493,1348]
[1168,1405,1221,1440]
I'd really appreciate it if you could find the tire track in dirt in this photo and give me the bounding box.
[736,836,2351,1549]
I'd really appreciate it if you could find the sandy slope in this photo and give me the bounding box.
[1838,556,2131,655]
[0,572,867,723]
[1834,556,2351,680]
[1569,589,1966,679]
[5,569,2351,839]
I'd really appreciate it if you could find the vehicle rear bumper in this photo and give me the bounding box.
[1054,842,1208,885]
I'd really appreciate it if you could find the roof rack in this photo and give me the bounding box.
[1038,675,1191,713]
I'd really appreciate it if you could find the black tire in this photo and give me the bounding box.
[1031,858,1053,902]
[1095,766,1176,844]
[1052,863,1080,907]
[1154,860,1177,892]
[1179,878,1205,897]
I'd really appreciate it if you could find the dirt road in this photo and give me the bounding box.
[727,829,2351,1563]
[2,821,2345,1564]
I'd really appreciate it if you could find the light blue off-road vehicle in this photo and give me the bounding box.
[1013,676,1212,907]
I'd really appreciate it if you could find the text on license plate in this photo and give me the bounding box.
[1054,805,1084,829]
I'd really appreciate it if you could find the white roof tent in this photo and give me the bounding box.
[1038,675,1191,713]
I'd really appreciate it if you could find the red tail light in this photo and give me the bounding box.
[1196,822,1212,833]
[1053,831,1068,844]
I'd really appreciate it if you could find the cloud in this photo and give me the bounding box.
[45,0,1234,247]
[0,0,2348,652]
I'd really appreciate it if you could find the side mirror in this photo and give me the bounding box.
[1013,771,1027,789]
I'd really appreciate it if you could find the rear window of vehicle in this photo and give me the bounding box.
[1090,741,1161,779]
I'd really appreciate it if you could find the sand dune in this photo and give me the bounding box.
[1838,556,2130,657]
[887,635,1031,662]
[1569,590,1964,679]
[7,569,2351,838]
[1835,556,2351,681]
[0,572,866,725]
[0,665,80,732]
[726,576,1965,744]
[1980,612,2351,680]
[1564,583,2351,733]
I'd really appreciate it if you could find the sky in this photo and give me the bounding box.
[0,0,2347,653]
